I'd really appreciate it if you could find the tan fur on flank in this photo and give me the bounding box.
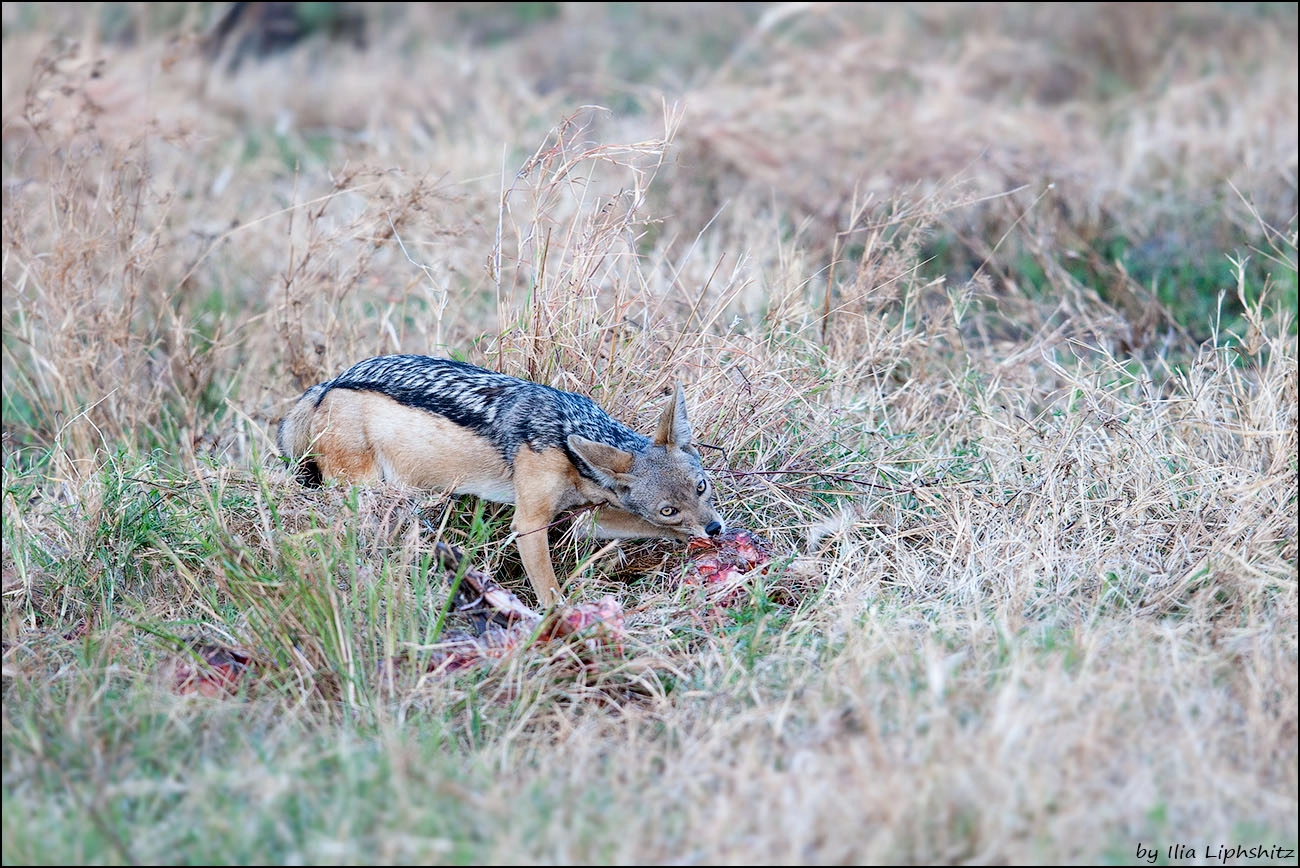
[308,390,515,501]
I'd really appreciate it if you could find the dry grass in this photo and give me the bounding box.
[2,3,1297,865]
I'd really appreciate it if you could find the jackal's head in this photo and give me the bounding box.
[568,383,725,541]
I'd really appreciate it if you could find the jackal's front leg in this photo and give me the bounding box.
[511,509,563,607]
[575,507,674,540]
[510,448,569,607]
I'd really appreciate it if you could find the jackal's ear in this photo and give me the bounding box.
[567,435,635,489]
[653,381,694,449]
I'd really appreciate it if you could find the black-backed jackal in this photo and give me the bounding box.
[276,355,725,605]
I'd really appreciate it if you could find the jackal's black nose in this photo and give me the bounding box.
[705,521,723,536]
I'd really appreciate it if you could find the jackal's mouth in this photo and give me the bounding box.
[683,520,725,541]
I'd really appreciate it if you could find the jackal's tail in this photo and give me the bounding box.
[276,383,329,485]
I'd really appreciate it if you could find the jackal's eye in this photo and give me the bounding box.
[660,506,679,518]
[696,480,707,495]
